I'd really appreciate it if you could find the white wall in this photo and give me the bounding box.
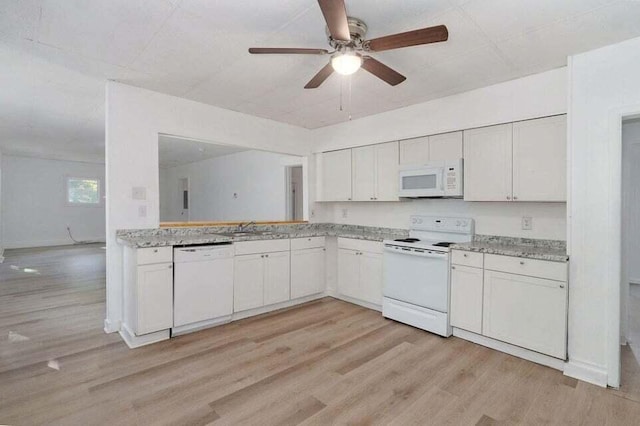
[159,150,303,222]
[311,68,568,241]
[567,35,640,387]
[105,82,312,332]
[1,155,105,248]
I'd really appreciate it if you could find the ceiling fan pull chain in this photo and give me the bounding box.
[348,75,352,121]
[339,76,344,111]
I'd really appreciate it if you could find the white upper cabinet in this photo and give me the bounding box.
[399,132,462,166]
[352,141,399,201]
[352,145,377,201]
[399,136,429,166]
[429,131,463,161]
[375,142,400,201]
[512,115,567,202]
[464,123,514,201]
[319,149,352,201]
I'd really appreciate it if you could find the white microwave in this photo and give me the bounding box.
[398,159,463,198]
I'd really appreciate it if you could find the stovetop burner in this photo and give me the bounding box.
[394,238,420,243]
[432,242,454,247]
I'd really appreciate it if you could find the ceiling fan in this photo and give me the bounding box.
[248,0,448,89]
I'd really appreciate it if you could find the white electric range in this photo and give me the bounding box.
[382,215,474,337]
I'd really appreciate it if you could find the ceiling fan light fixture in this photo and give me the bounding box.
[331,52,362,75]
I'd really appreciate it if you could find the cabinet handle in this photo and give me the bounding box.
[265,254,269,258]
[451,266,456,270]
[153,249,158,253]
[506,196,511,201]
[168,264,172,269]
[559,284,565,288]
[463,254,468,257]
[348,198,352,201]
[519,261,525,265]
[513,196,518,200]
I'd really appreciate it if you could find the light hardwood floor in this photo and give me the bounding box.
[2,244,640,425]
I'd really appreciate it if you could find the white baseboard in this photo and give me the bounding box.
[5,237,106,249]
[103,318,121,334]
[231,293,328,321]
[326,289,382,312]
[453,327,566,372]
[172,315,232,336]
[563,359,608,388]
[119,323,170,349]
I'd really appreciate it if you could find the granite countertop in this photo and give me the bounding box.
[116,224,408,248]
[451,235,568,262]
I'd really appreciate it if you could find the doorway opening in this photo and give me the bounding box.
[621,116,640,392]
[286,166,304,221]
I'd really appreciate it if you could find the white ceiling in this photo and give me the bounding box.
[2,0,640,162]
[158,134,248,168]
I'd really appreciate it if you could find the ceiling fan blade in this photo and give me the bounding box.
[305,62,334,89]
[318,0,351,42]
[366,25,448,52]
[248,47,329,55]
[361,56,406,86]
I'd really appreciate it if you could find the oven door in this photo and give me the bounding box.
[383,245,449,312]
[398,167,444,197]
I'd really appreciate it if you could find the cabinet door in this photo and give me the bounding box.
[291,247,325,299]
[338,248,360,299]
[352,145,376,201]
[136,263,173,335]
[512,115,567,202]
[429,131,463,161]
[375,141,399,201]
[264,251,291,306]
[450,265,483,334]
[483,270,567,359]
[234,254,264,312]
[399,136,429,166]
[463,124,513,201]
[359,251,383,305]
[321,149,352,201]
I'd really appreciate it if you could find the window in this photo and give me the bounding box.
[66,176,102,206]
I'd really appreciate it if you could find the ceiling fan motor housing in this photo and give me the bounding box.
[326,17,368,49]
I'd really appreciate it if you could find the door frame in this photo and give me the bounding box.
[284,165,303,221]
[179,177,190,222]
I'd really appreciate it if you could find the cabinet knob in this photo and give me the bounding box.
[519,261,525,265]
[168,264,172,269]
[559,284,565,288]
[451,266,456,270]
[265,254,269,258]
[463,254,468,257]
[513,196,518,200]
[348,198,352,201]
[153,249,158,253]
[506,196,511,200]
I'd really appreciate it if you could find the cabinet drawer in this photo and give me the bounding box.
[451,250,483,268]
[235,239,290,255]
[137,246,173,265]
[338,237,383,254]
[291,236,325,250]
[484,254,567,282]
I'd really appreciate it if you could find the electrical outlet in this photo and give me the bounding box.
[341,208,348,218]
[311,209,315,218]
[522,216,533,230]
[138,205,147,218]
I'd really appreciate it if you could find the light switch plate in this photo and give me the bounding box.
[132,187,146,200]
[522,216,533,230]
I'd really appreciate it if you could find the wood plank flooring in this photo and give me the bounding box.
[2,244,640,425]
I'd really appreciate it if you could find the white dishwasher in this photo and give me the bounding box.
[173,243,234,334]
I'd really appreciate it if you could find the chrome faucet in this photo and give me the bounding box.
[237,221,257,232]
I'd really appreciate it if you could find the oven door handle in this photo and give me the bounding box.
[384,246,449,260]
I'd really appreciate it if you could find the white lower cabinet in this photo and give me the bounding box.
[337,238,384,306]
[233,240,291,313]
[123,246,174,337]
[291,247,326,299]
[450,264,484,334]
[483,270,567,359]
[450,249,568,359]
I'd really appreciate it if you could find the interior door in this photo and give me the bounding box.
[375,142,399,201]
[338,248,360,300]
[463,123,513,201]
[352,145,376,201]
[263,251,291,306]
[483,270,568,359]
[233,254,264,312]
[512,115,567,202]
[359,251,383,305]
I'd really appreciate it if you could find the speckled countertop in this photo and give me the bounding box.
[451,235,568,262]
[116,223,408,248]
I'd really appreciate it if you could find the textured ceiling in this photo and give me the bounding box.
[2,0,640,162]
